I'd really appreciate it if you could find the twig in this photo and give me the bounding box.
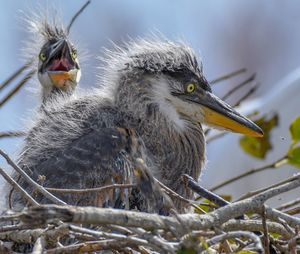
[0,149,66,205]
[182,174,230,207]
[233,84,258,107]
[276,197,300,211]
[210,68,246,85]
[261,205,270,254]
[67,0,91,33]
[45,239,134,254]
[46,183,135,194]
[0,70,35,108]
[0,60,33,91]
[222,219,291,239]
[0,166,39,206]
[238,172,300,201]
[221,73,256,100]
[205,231,263,253]
[210,156,288,191]
[19,174,300,232]
[0,131,26,139]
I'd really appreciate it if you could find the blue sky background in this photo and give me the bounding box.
[1,0,300,187]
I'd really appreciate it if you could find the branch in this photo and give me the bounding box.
[0,149,66,205]
[210,156,288,191]
[18,174,300,232]
[210,68,247,85]
[0,60,33,91]
[46,183,135,194]
[0,131,26,139]
[0,70,35,108]
[182,174,230,207]
[221,73,256,101]
[205,231,263,253]
[0,166,39,206]
[67,0,91,33]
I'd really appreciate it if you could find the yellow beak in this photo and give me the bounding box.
[48,70,78,88]
[177,90,263,137]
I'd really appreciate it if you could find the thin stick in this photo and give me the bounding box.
[0,70,35,108]
[0,131,26,139]
[210,156,288,192]
[182,174,230,207]
[221,74,256,101]
[46,183,135,194]
[0,60,33,92]
[261,205,270,254]
[276,197,300,211]
[0,149,66,205]
[210,68,247,85]
[67,0,91,33]
[0,166,39,206]
[233,84,258,107]
[238,173,300,201]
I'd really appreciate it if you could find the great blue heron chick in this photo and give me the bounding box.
[25,14,81,103]
[9,38,263,212]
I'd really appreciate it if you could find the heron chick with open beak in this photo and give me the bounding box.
[37,32,81,101]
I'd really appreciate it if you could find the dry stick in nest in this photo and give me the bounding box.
[210,155,288,192]
[0,149,66,205]
[17,173,300,233]
[0,166,39,206]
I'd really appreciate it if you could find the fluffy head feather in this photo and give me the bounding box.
[99,37,208,98]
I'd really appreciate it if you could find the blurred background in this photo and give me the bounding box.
[1,0,300,207]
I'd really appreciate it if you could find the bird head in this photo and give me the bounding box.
[38,37,81,94]
[104,38,263,137]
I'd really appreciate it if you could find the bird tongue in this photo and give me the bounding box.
[49,58,73,71]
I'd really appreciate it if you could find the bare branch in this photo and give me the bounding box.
[0,131,25,139]
[67,0,91,33]
[205,231,263,253]
[0,70,35,108]
[210,68,247,85]
[0,60,33,92]
[210,156,288,191]
[182,174,230,207]
[0,166,39,206]
[0,149,66,205]
[221,73,256,101]
[46,183,135,194]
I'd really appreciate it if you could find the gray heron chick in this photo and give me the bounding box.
[25,14,81,103]
[9,38,263,212]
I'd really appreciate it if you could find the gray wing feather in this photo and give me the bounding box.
[12,127,139,208]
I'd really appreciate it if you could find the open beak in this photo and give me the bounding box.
[179,90,263,137]
[48,69,78,88]
[45,39,79,88]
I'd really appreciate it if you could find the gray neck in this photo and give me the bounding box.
[115,78,205,200]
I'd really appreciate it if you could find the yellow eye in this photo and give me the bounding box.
[39,52,47,62]
[186,83,196,93]
[71,50,77,60]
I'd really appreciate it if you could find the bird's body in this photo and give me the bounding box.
[9,38,262,212]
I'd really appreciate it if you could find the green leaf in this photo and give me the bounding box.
[239,113,279,159]
[290,116,300,142]
[236,251,256,254]
[287,146,300,168]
